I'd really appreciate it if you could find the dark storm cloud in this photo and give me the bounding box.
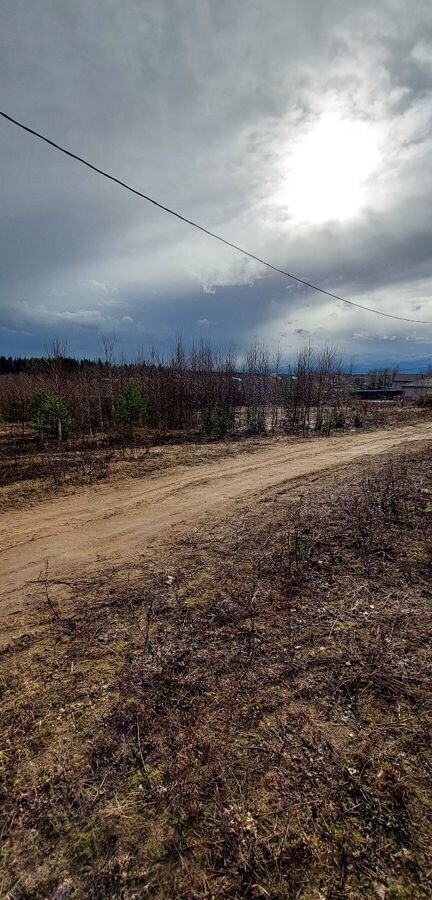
[1,0,432,367]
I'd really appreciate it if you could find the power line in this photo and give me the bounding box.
[1,108,431,326]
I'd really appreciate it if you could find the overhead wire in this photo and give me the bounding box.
[1,109,431,326]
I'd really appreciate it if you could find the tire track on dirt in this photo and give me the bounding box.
[1,423,431,616]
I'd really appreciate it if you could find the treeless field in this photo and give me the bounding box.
[0,426,431,898]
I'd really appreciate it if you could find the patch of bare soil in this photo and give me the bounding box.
[0,428,275,513]
[1,444,431,898]
[1,423,432,623]
[0,437,284,622]
[0,405,429,513]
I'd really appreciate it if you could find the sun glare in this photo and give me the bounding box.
[281,113,380,224]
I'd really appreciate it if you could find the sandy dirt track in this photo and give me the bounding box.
[1,423,431,616]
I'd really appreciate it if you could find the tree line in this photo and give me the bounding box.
[0,355,99,375]
[0,340,355,441]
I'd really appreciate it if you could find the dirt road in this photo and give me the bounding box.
[1,423,431,616]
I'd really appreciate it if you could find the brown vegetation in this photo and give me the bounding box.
[1,445,431,898]
[2,339,430,517]
[0,341,358,441]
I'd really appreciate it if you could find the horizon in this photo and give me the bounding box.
[0,345,431,376]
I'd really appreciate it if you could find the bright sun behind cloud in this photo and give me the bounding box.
[281,113,381,224]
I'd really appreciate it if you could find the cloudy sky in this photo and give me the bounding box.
[1,0,432,369]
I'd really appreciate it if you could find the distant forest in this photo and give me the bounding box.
[0,355,100,374]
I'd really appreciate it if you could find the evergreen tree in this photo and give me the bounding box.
[115,381,147,433]
[30,391,70,440]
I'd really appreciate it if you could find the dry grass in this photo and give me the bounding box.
[0,428,280,513]
[1,403,430,513]
[1,446,431,898]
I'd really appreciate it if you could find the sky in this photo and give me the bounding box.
[1,0,432,370]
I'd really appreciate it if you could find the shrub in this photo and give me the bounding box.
[332,408,346,429]
[115,382,147,434]
[322,407,346,433]
[246,404,266,435]
[31,391,70,440]
[2,398,29,425]
[417,395,432,408]
[203,406,233,437]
